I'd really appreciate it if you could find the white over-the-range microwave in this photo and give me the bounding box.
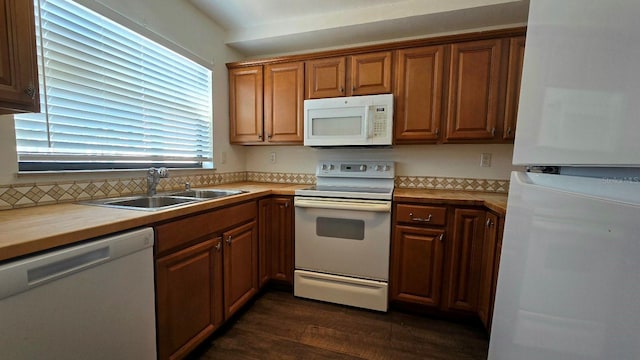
[303,93,393,147]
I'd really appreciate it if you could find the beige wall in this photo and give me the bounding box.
[0,0,245,185]
[0,2,517,187]
[246,144,517,179]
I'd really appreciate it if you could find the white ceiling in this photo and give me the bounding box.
[189,0,530,57]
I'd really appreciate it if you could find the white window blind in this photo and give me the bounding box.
[14,0,213,170]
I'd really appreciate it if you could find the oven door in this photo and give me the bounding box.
[294,196,391,281]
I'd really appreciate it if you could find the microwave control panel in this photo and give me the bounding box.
[372,105,388,137]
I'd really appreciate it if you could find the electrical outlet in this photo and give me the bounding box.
[270,152,276,164]
[480,153,492,167]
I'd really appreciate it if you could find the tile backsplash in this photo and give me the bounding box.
[0,171,508,210]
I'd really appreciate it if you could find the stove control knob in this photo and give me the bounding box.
[321,164,328,171]
[375,165,383,171]
[384,165,391,171]
[359,165,367,171]
[329,164,335,170]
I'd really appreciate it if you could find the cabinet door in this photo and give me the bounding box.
[264,62,304,143]
[0,0,39,113]
[156,238,223,360]
[350,51,392,96]
[390,225,445,307]
[223,220,258,318]
[394,46,445,143]
[444,208,485,312]
[270,197,293,284]
[229,66,263,143]
[445,39,502,141]
[477,212,499,328]
[503,36,525,140]
[258,198,272,288]
[305,56,346,99]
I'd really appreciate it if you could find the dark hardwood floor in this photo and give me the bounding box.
[190,290,489,360]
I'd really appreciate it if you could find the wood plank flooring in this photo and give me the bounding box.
[190,290,489,360]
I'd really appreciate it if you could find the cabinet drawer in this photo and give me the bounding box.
[156,201,257,254]
[396,204,447,226]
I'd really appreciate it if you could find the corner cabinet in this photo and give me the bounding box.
[305,51,392,99]
[154,201,258,360]
[0,0,40,113]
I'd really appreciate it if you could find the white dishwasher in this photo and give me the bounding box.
[0,227,157,360]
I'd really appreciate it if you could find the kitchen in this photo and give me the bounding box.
[1,0,639,359]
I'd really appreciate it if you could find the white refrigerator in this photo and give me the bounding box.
[488,1,640,359]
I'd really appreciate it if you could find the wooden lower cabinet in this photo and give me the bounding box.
[444,208,485,312]
[156,238,223,360]
[391,202,503,326]
[258,196,294,286]
[478,212,499,327]
[390,225,445,307]
[155,201,258,360]
[223,220,259,319]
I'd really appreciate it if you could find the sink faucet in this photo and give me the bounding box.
[146,167,168,196]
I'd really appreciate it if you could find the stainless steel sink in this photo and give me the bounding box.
[168,189,246,199]
[81,195,200,211]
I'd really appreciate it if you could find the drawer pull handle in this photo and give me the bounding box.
[409,213,432,222]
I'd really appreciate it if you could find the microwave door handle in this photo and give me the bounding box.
[363,105,373,139]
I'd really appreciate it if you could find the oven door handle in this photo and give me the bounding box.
[294,198,391,212]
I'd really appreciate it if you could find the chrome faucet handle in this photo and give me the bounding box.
[157,167,169,178]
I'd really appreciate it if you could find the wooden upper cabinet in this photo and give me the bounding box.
[350,51,392,96]
[445,39,503,141]
[305,51,392,99]
[305,57,346,98]
[503,36,526,140]
[264,62,304,143]
[394,46,445,143]
[229,66,263,143]
[0,0,40,114]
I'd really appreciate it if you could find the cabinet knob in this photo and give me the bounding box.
[226,235,232,245]
[435,128,440,136]
[215,241,222,251]
[339,87,344,93]
[267,133,272,139]
[439,233,445,242]
[352,86,355,92]
[24,86,36,99]
[486,219,494,227]
[258,134,263,139]
[491,127,497,137]
[506,127,512,136]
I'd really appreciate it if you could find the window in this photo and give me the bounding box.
[14,0,213,171]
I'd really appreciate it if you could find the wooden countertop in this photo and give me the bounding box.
[0,182,307,262]
[394,189,508,215]
[0,182,507,263]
